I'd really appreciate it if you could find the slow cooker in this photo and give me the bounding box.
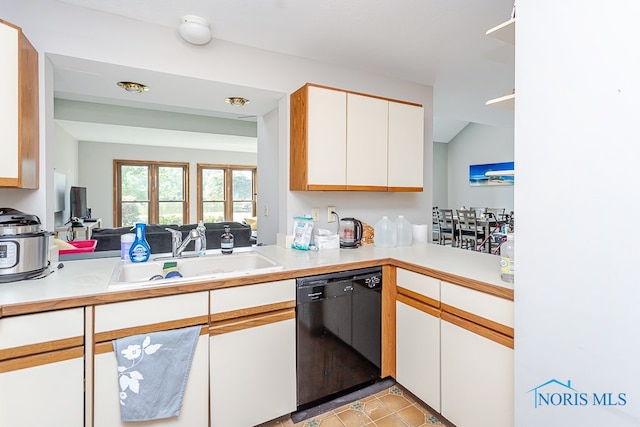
[0,208,53,283]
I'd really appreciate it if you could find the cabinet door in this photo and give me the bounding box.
[307,85,347,187]
[441,319,514,427]
[388,101,424,190]
[0,354,84,426]
[346,93,388,189]
[93,332,209,427]
[396,300,440,411]
[0,20,38,188]
[210,317,296,427]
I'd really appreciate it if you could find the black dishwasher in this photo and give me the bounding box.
[296,266,382,409]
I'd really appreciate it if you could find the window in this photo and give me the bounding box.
[197,164,256,222]
[114,160,189,227]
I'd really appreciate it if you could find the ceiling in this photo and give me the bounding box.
[53,0,515,147]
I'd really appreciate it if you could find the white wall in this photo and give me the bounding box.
[77,141,256,228]
[515,1,640,425]
[447,122,514,211]
[53,123,78,225]
[1,0,433,236]
[432,141,449,209]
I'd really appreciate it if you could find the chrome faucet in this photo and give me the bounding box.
[165,228,202,258]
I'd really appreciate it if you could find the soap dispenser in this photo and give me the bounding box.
[129,222,151,262]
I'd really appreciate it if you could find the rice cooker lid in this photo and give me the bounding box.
[0,207,43,235]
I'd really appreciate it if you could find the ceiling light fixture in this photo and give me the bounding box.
[225,97,250,106]
[117,81,149,93]
[178,15,212,45]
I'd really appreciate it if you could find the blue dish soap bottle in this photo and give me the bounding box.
[129,223,151,263]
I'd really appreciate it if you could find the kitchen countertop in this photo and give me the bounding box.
[0,243,512,318]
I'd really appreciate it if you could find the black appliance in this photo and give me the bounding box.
[296,266,382,410]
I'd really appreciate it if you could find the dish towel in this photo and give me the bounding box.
[113,325,200,422]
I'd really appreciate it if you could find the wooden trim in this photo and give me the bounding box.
[209,308,294,336]
[94,315,209,344]
[305,184,348,191]
[0,346,83,373]
[381,265,397,379]
[289,85,309,191]
[441,303,513,338]
[95,324,208,356]
[442,311,513,349]
[387,186,423,193]
[396,286,440,309]
[345,185,388,192]
[397,294,441,319]
[0,336,84,361]
[210,300,295,322]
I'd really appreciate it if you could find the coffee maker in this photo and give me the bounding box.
[339,218,363,248]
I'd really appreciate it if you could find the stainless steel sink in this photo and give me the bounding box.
[109,251,284,287]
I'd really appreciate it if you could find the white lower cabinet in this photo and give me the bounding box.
[92,292,210,427]
[440,319,514,427]
[0,308,85,426]
[209,280,297,427]
[396,300,440,411]
[210,317,296,426]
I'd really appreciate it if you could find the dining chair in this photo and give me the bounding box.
[437,209,457,247]
[456,209,486,251]
[486,207,506,221]
[432,207,440,243]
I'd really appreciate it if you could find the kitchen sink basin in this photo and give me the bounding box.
[109,251,284,287]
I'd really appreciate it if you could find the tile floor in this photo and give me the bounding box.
[261,384,446,427]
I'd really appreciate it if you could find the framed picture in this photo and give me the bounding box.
[469,161,514,186]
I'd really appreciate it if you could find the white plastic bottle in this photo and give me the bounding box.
[500,233,515,283]
[194,220,207,256]
[374,216,397,248]
[394,215,413,247]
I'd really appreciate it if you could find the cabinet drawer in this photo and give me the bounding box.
[95,292,208,334]
[210,280,295,314]
[0,308,84,351]
[441,281,513,328]
[396,269,440,303]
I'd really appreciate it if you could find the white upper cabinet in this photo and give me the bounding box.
[290,83,424,192]
[346,93,388,189]
[0,20,38,189]
[388,100,424,190]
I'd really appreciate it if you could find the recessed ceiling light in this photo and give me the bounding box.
[225,97,250,106]
[117,81,149,93]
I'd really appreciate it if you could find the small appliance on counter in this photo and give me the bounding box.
[0,208,54,283]
[339,217,363,248]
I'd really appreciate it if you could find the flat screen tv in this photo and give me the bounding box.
[69,186,88,219]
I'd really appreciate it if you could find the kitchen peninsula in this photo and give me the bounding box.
[0,243,513,427]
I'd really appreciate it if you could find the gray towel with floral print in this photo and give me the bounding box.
[113,325,200,421]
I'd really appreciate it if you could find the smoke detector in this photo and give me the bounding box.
[179,15,212,45]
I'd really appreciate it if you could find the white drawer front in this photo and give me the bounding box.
[441,281,513,328]
[0,308,84,349]
[95,292,208,333]
[396,269,440,301]
[210,280,295,314]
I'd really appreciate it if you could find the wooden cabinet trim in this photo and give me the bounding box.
[441,303,513,338]
[0,346,83,373]
[381,265,397,379]
[396,294,441,319]
[209,308,295,336]
[95,325,208,356]
[441,311,513,349]
[0,336,84,361]
[93,315,209,344]
[210,300,295,322]
[397,286,440,309]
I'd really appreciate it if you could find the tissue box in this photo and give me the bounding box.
[314,234,340,250]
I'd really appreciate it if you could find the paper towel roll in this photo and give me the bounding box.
[412,224,429,243]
